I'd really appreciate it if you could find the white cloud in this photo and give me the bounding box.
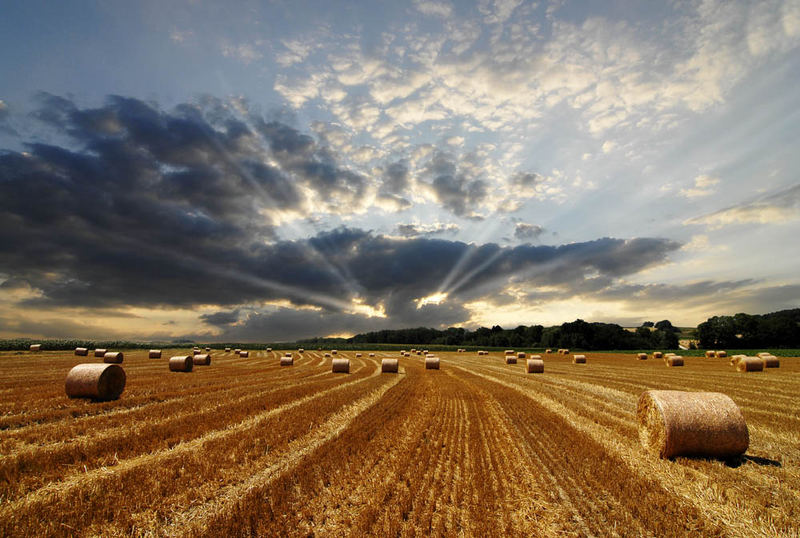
[413,0,454,18]
[221,41,263,64]
[680,174,720,198]
[685,183,800,229]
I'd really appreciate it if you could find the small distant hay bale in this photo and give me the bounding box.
[526,359,544,373]
[411,348,417,353]
[298,348,304,353]
[517,351,526,359]
[562,349,570,355]
[193,349,201,355]
[637,390,748,459]
[545,349,552,354]
[572,355,586,364]
[653,351,663,359]
[204,347,211,352]
[757,352,772,358]
[736,357,764,372]
[65,363,126,401]
[332,350,338,355]
[425,357,440,370]
[381,358,399,373]
[355,352,362,358]
[280,356,294,366]
[75,347,88,356]
[284,351,292,357]
[763,355,780,368]
[225,347,231,352]
[368,352,375,357]
[423,350,429,354]
[169,355,193,372]
[664,356,684,367]
[239,351,249,358]
[234,348,241,354]
[716,350,727,358]
[637,353,647,360]
[94,348,108,358]
[103,352,123,364]
[193,353,211,366]
[30,344,42,352]
[324,352,331,358]
[505,355,517,364]
[331,358,350,373]
[705,350,715,358]
[266,347,272,352]
[148,349,162,359]
[505,350,515,355]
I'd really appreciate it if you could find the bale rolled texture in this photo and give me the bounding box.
[637,353,647,360]
[75,347,88,356]
[103,352,123,364]
[736,357,764,372]
[280,356,294,366]
[239,351,249,358]
[505,356,517,364]
[665,356,684,367]
[425,357,440,370]
[193,354,211,366]
[149,349,162,359]
[526,359,544,373]
[716,351,727,358]
[94,348,107,358]
[763,356,780,368]
[381,358,399,373]
[65,363,126,400]
[30,344,41,352]
[572,355,586,364]
[169,355,193,372]
[637,390,748,459]
[653,351,663,359]
[331,358,350,373]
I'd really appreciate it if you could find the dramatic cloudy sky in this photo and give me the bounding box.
[1,0,799,341]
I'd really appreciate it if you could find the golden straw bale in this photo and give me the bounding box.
[205,347,211,352]
[75,347,88,356]
[30,344,41,352]
[505,355,517,364]
[234,348,241,354]
[526,359,544,373]
[529,354,542,359]
[562,349,570,355]
[65,363,126,401]
[715,351,727,358]
[193,349,201,355]
[331,358,350,373]
[332,350,338,355]
[225,347,231,352]
[148,350,162,359]
[193,354,211,366]
[637,390,748,459]
[239,351,249,358]
[653,351,663,359]
[103,352,123,364]
[505,350,515,355]
[324,352,331,358]
[266,347,272,352]
[517,351,526,359]
[736,357,764,372]
[730,354,746,366]
[355,353,362,357]
[381,358,399,373]
[368,352,375,357]
[298,348,304,353]
[572,355,586,364]
[280,356,293,366]
[664,356,684,367]
[763,355,780,368]
[705,350,715,358]
[425,357,440,370]
[169,355,193,372]
[545,349,552,354]
[94,348,107,358]
[637,353,647,360]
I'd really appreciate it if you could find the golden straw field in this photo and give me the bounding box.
[1,349,798,537]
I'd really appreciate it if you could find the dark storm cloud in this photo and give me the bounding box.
[423,150,488,217]
[199,309,241,326]
[382,161,409,194]
[510,171,539,187]
[395,222,460,237]
[514,222,544,240]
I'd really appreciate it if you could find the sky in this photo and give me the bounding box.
[1,0,799,342]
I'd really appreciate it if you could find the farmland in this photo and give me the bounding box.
[1,349,798,537]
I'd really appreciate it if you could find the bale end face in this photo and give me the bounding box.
[381,358,399,373]
[280,356,294,366]
[331,358,350,373]
[65,363,126,401]
[425,357,440,370]
[169,356,193,372]
[637,390,748,459]
[103,352,123,364]
[526,359,544,373]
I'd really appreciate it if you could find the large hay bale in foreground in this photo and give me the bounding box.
[75,347,88,356]
[505,355,517,364]
[425,357,440,370]
[665,356,684,367]
[572,355,586,364]
[103,352,123,364]
[637,390,748,459]
[653,351,663,359]
[169,356,193,372]
[30,344,41,352]
[526,359,544,373]
[280,356,293,366]
[148,349,162,359]
[193,354,211,366]
[94,348,107,358]
[736,357,764,372]
[763,355,780,368]
[65,363,126,401]
[332,358,350,373]
[637,353,647,360]
[381,358,399,373]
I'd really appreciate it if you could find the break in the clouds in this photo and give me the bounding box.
[1,0,799,340]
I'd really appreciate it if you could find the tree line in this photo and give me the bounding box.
[695,308,800,348]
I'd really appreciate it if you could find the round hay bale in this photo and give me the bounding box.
[266,347,272,352]
[637,353,647,360]
[298,348,304,353]
[169,355,193,372]
[331,358,350,373]
[763,355,780,368]
[529,354,542,359]
[572,355,586,364]
[193,349,201,355]
[526,359,544,373]
[505,356,517,364]
[381,358,399,373]
[204,347,211,352]
[324,352,331,358]
[148,349,162,359]
[545,349,552,354]
[94,348,108,358]
[103,351,123,364]
[193,353,211,366]
[234,348,241,354]
[368,352,375,357]
[280,356,294,366]
[757,352,772,358]
[505,350,515,355]
[664,356,684,367]
[426,353,436,359]
[730,354,746,366]
[355,352,362,358]
[65,363,126,401]
[239,351,249,358]
[736,357,764,372]
[637,390,748,459]
[653,351,663,359]
[517,351,526,359]
[715,350,727,358]
[705,350,715,358]
[225,347,231,352]
[332,350,338,355]
[75,347,88,356]
[30,344,42,352]
[425,357,440,370]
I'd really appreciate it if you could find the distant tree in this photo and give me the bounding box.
[654,320,678,333]
[641,321,654,328]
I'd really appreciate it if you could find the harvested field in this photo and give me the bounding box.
[0,349,798,536]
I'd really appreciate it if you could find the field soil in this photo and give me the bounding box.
[0,349,798,537]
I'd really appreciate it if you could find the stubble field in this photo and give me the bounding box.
[0,348,798,537]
